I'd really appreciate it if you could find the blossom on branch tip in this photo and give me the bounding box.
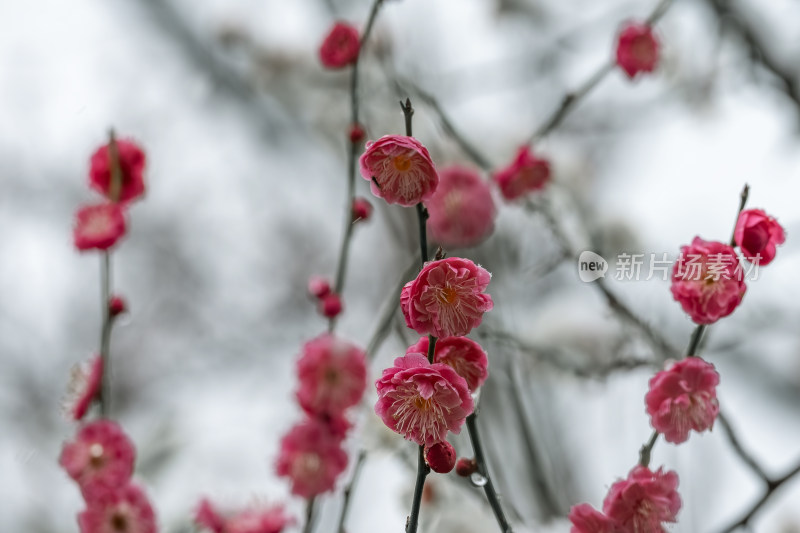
[602,466,681,532]
[319,22,360,69]
[455,457,478,477]
[77,483,157,533]
[615,22,659,79]
[374,353,473,446]
[275,418,348,498]
[351,196,373,222]
[296,334,367,418]
[109,295,127,317]
[734,208,785,266]
[401,257,493,338]
[319,292,343,318]
[359,135,438,206]
[426,165,496,248]
[493,146,550,201]
[425,440,456,474]
[645,357,719,444]
[307,276,331,299]
[59,419,136,499]
[73,203,127,251]
[670,237,746,325]
[63,354,104,421]
[406,336,488,392]
[349,124,366,144]
[89,139,146,203]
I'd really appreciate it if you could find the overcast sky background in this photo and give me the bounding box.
[1,0,800,532]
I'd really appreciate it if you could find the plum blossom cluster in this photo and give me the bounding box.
[275,334,367,498]
[60,420,157,533]
[569,466,680,533]
[571,201,785,531]
[375,257,493,472]
[73,136,146,251]
[60,137,157,533]
[671,208,784,325]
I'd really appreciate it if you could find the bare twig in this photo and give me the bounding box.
[527,0,674,145]
[706,0,800,117]
[466,414,514,533]
[331,0,387,329]
[337,450,367,533]
[715,460,800,533]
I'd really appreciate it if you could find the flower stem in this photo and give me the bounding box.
[303,497,316,533]
[406,445,430,533]
[98,129,123,418]
[466,414,513,533]
[337,450,367,533]
[330,0,387,330]
[99,251,113,418]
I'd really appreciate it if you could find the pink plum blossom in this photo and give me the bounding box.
[89,139,146,203]
[195,498,293,533]
[109,295,127,317]
[615,22,659,79]
[359,135,438,206]
[77,484,157,533]
[319,292,343,318]
[406,336,488,392]
[425,440,456,474]
[74,203,127,251]
[646,357,720,444]
[351,196,373,222]
[734,208,786,266]
[455,457,477,477]
[195,499,226,533]
[493,146,550,201]
[296,334,367,418]
[671,237,746,325]
[426,165,496,248]
[568,504,618,533]
[275,418,348,498]
[319,22,360,69]
[63,354,104,421]
[59,419,136,499]
[602,466,681,532]
[307,276,331,299]
[401,257,493,338]
[374,353,474,446]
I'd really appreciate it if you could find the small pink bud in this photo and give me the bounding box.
[351,197,373,223]
[615,22,659,79]
[455,457,478,477]
[319,22,360,69]
[424,441,456,474]
[319,293,343,318]
[308,276,332,299]
[109,296,127,317]
[349,124,365,144]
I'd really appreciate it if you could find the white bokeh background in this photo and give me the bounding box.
[1,0,799,532]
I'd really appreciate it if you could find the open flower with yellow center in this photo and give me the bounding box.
[358,135,438,206]
[375,353,473,446]
[670,236,746,325]
[401,257,493,338]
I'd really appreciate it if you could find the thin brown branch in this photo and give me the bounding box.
[707,0,800,117]
[715,460,800,533]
